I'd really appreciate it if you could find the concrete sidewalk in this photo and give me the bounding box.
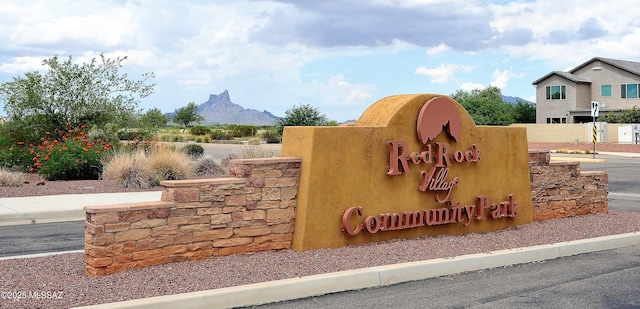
[0,191,162,226]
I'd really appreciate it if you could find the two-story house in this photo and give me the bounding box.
[532,57,640,124]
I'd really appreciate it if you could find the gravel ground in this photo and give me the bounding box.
[0,174,162,198]
[0,142,639,308]
[1,211,640,308]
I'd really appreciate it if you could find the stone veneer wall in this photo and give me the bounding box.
[84,157,301,278]
[529,150,608,221]
[84,152,608,277]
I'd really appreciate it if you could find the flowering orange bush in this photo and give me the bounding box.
[32,123,114,180]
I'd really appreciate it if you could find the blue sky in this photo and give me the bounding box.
[1,0,639,122]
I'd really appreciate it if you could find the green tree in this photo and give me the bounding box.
[601,106,640,123]
[326,120,340,126]
[140,107,169,134]
[0,53,155,143]
[512,100,536,123]
[450,86,514,126]
[173,102,205,132]
[276,103,329,134]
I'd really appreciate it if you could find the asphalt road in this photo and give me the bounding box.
[575,154,640,212]
[0,220,83,257]
[244,244,640,309]
[578,154,639,194]
[167,142,281,161]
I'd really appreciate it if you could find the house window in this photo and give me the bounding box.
[601,85,612,97]
[546,117,566,124]
[621,83,640,98]
[545,85,566,100]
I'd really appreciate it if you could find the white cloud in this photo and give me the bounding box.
[284,73,376,121]
[6,3,136,50]
[251,0,495,51]
[490,68,523,90]
[415,63,473,83]
[489,0,640,68]
[460,82,485,91]
[310,74,374,106]
[0,56,45,73]
[1,0,639,121]
[426,43,451,56]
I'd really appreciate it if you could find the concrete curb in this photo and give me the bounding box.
[72,231,640,309]
[0,210,85,226]
[0,250,84,261]
[550,157,605,163]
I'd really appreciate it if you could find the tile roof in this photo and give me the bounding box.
[571,57,640,76]
[532,71,591,85]
[532,57,640,85]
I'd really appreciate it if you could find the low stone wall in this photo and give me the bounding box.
[529,150,608,220]
[84,152,608,277]
[84,157,301,278]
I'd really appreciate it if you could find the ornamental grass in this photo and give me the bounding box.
[101,150,153,189]
[145,146,194,184]
[0,168,26,187]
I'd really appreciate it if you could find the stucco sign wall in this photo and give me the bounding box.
[281,94,532,251]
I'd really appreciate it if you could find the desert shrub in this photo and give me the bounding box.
[87,124,119,145]
[227,125,256,137]
[118,130,148,141]
[117,140,160,156]
[189,125,211,136]
[191,155,226,176]
[260,130,282,144]
[36,125,112,181]
[210,140,243,144]
[146,147,193,184]
[158,133,186,142]
[38,139,103,180]
[181,143,204,158]
[0,123,113,179]
[210,129,233,141]
[241,145,275,159]
[102,150,152,189]
[0,168,26,186]
[0,143,34,172]
[247,138,261,145]
[220,153,239,168]
[194,136,211,143]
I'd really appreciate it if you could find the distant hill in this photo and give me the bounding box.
[197,90,279,125]
[502,95,535,105]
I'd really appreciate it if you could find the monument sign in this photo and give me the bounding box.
[281,94,533,250]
